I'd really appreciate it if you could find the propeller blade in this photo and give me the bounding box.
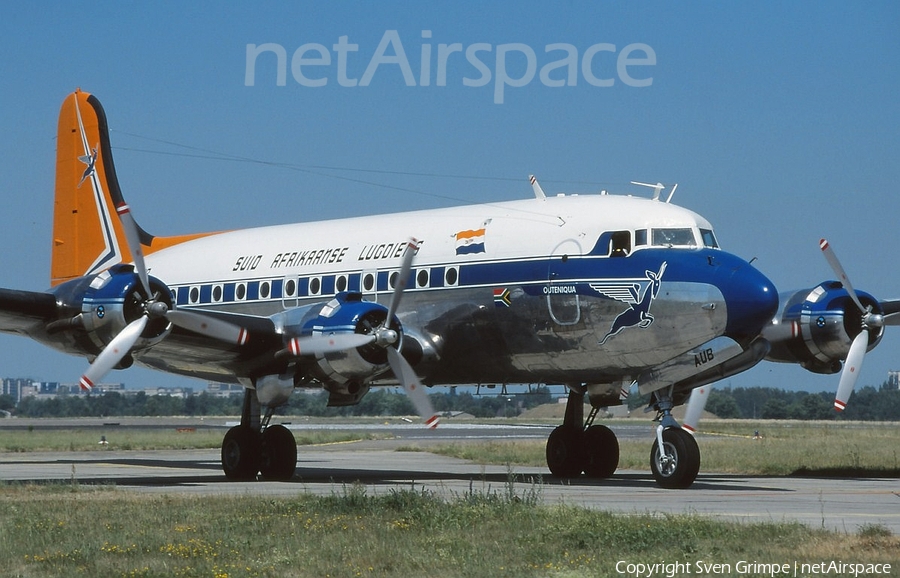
[166,310,249,345]
[278,333,376,358]
[79,316,148,390]
[387,346,439,428]
[115,202,152,298]
[385,238,419,323]
[882,312,900,326]
[819,238,865,314]
[834,329,868,411]
[682,386,711,433]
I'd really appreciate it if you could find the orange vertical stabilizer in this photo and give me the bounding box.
[50,90,215,287]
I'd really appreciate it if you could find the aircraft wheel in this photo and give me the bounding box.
[221,425,261,481]
[259,424,297,481]
[650,427,700,489]
[546,425,584,478]
[582,424,619,478]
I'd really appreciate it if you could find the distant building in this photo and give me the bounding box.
[206,383,245,397]
[2,378,27,403]
[889,371,900,390]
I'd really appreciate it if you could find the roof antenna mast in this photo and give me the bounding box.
[631,181,678,203]
[528,174,546,200]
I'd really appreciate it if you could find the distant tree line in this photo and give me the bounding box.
[627,383,900,421]
[4,383,898,420]
[704,384,900,421]
[3,386,553,419]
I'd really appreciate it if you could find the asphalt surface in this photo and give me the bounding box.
[1,421,898,535]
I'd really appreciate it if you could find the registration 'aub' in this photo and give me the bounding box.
[1,90,897,488]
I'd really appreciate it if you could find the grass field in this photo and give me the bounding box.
[0,483,897,578]
[420,419,900,476]
[1,419,898,576]
[0,428,388,453]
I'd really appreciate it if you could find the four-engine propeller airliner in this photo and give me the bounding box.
[1,90,897,488]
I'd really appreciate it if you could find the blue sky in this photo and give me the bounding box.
[0,2,898,394]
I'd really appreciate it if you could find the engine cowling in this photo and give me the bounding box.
[283,292,402,395]
[52,264,173,358]
[763,281,883,374]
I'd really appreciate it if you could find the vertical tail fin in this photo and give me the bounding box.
[50,90,213,287]
[51,89,148,287]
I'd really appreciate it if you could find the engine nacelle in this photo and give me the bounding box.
[52,264,173,356]
[281,292,401,396]
[763,281,883,374]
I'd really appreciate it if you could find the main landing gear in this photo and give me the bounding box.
[544,387,700,489]
[545,387,620,480]
[221,389,297,481]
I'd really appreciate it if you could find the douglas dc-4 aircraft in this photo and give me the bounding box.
[2,90,898,488]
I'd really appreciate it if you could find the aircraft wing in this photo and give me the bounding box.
[0,285,285,384]
[0,288,59,335]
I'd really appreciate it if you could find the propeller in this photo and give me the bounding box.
[682,386,711,433]
[818,238,898,410]
[367,238,438,426]
[278,238,439,428]
[79,205,250,390]
[275,333,376,358]
[80,315,148,390]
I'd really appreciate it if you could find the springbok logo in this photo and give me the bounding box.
[77,146,98,188]
[597,262,667,345]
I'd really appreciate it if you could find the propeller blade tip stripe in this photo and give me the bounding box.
[682,424,696,432]
[115,202,130,216]
[425,415,440,429]
[79,376,93,391]
[238,328,249,346]
[819,239,829,250]
[834,400,846,411]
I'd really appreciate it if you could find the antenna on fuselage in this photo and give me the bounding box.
[529,174,546,200]
[631,181,678,203]
[666,183,678,203]
[631,181,665,201]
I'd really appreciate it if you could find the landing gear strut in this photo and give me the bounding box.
[221,389,297,481]
[545,387,619,479]
[648,392,700,489]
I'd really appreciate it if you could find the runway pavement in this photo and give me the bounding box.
[1,421,898,535]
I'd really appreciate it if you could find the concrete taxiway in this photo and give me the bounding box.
[1,421,898,535]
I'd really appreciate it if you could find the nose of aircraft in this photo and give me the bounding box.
[718,254,779,343]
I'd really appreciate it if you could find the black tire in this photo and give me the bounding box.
[546,425,584,478]
[259,424,297,481]
[582,424,619,479]
[221,425,260,481]
[650,427,700,489]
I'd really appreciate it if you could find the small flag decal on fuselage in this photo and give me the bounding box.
[494,288,512,307]
[455,228,486,255]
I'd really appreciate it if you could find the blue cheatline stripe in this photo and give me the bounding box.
[169,248,727,308]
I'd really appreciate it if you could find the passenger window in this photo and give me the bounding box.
[652,228,696,247]
[635,229,647,246]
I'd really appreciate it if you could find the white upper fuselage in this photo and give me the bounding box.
[148,193,717,303]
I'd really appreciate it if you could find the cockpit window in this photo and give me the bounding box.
[609,231,631,257]
[700,228,719,248]
[651,228,696,247]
